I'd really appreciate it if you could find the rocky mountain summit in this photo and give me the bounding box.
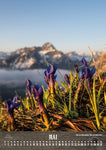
[0,42,105,70]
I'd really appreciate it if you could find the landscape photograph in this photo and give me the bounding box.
[0,0,106,132]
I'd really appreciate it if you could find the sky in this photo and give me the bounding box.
[0,0,106,53]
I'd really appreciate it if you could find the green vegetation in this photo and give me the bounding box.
[0,65,105,131]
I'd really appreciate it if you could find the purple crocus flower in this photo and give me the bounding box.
[26,79,32,97]
[44,75,49,89]
[81,67,91,89]
[33,85,44,112]
[74,64,79,73]
[74,64,79,77]
[44,64,57,89]
[13,95,19,103]
[33,85,50,128]
[47,64,57,75]
[5,98,21,119]
[78,58,96,90]
[81,57,88,66]
[64,74,70,87]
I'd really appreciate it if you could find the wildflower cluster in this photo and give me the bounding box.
[78,57,96,90]
[44,64,57,90]
[1,57,105,132]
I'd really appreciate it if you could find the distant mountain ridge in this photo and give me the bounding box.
[0,42,105,70]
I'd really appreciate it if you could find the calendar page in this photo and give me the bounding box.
[0,0,106,149]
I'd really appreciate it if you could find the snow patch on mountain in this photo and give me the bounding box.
[14,58,36,69]
[53,53,62,58]
[39,48,56,55]
[65,51,91,62]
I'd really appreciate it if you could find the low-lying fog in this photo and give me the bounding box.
[0,69,71,100]
[0,69,71,86]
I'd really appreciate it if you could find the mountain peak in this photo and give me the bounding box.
[42,42,56,50]
[0,43,105,70]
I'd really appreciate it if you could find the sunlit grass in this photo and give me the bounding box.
[0,66,105,131]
